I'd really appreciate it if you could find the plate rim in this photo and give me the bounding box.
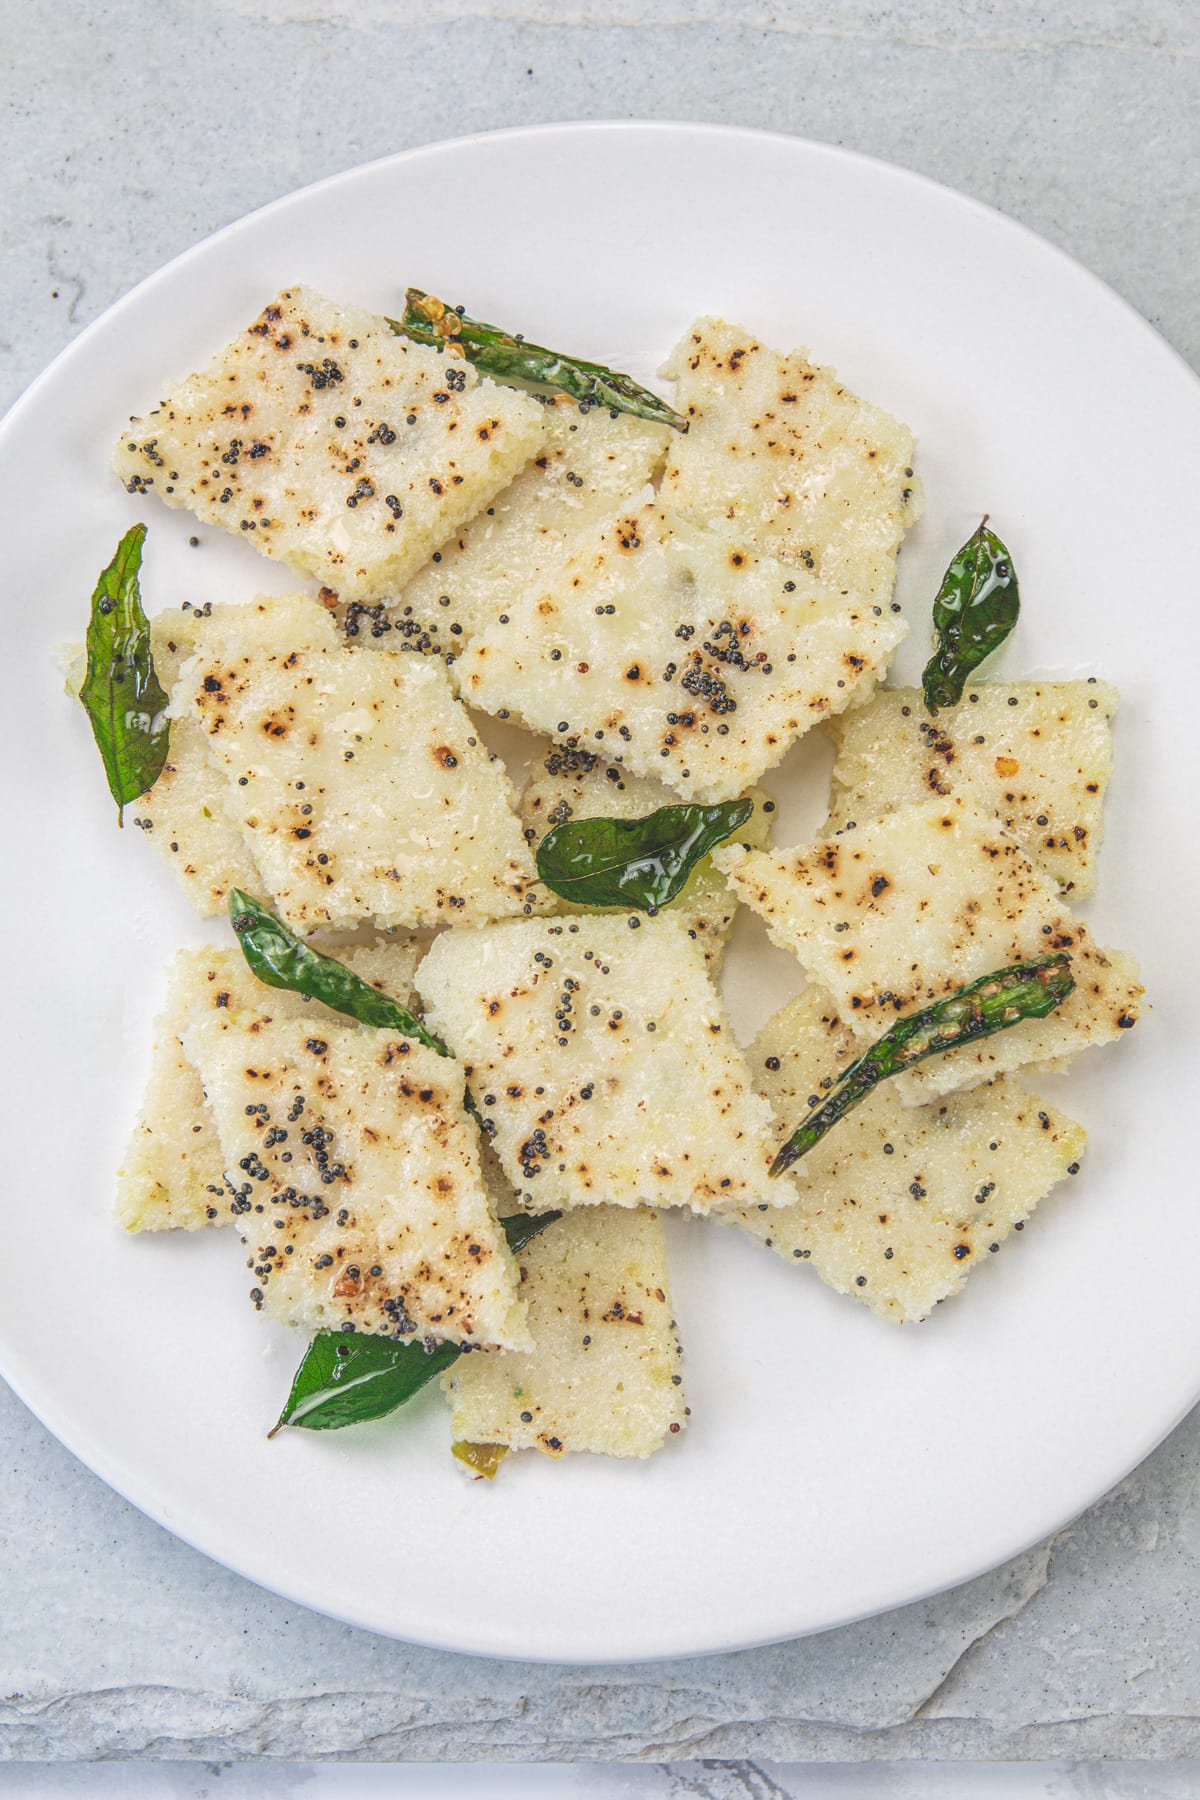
[5,119,1198,436]
[3,119,1198,1664]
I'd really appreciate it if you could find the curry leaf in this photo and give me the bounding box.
[389,288,688,432]
[78,523,170,822]
[270,1212,562,1434]
[269,1332,461,1435]
[228,889,449,1056]
[536,798,753,911]
[771,953,1074,1175]
[922,518,1020,712]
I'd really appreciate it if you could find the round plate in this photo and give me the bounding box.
[2,123,1197,1663]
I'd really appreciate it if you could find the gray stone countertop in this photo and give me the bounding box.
[2,0,1198,1768]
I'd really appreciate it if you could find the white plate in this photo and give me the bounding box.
[2,123,1198,1664]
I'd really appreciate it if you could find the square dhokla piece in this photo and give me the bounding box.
[176,592,537,931]
[659,317,923,605]
[183,1002,529,1347]
[116,939,424,1233]
[417,915,797,1214]
[455,505,906,803]
[385,407,671,651]
[731,990,1087,1322]
[716,795,1142,1101]
[825,681,1118,896]
[112,286,549,603]
[519,740,773,971]
[443,1205,686,1457]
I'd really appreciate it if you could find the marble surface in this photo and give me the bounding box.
[2,0,1198,1770]
[3,1368,1200,1763]
[4,1764,1200,1797]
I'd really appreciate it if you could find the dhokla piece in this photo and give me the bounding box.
[716,796,1142,1100]
[519,741,773,970]
[183,1003,529,1346]
[116,939,424,1232]
[387,407,671,651]
[417,915,797,1214]
[659,317,923,605]
[456,504,906,803]
[116,951,232,1234]
[130,604,284,914]
[177,592,537,932]
[443,1205,686,1457]
[825,681,1117,896]
[112,286,549,603]
[732,991,1087,1322]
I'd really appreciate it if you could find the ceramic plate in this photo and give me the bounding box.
[2,123,1197,1662]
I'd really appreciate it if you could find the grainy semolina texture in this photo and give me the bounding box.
[183,1003,528,1346]
[519,741,772,970]
[417,915,796,1215]
[132,598,335,915]
[112,286,548,602]
[175,592,536,931]
[730,990,1087,1321]
[456,506,906,803]
[443,1205,686,1457]
[116,939,424,1232]
[659,317,923,605]
[389,407,670,651]
[826,681,1117,895]
[116,951,232,1233]
[716,795,1143,1099]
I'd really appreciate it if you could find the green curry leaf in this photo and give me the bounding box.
[228,889,448,1056]
[390,288,687,432]
[922,518,1020,712]
[536,798,753,911]
[78,524,170,822]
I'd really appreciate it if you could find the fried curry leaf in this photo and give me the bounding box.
[536,797,753,911]
[922,518,1020,712]
[228,889,449,1056]
[269,1333,461,1436]
[771,953,1074,1174]
[78,523,170,821]
[389,288,688,432]
[270,1212,562,1434]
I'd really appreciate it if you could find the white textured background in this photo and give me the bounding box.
[2,0,1198,1789]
